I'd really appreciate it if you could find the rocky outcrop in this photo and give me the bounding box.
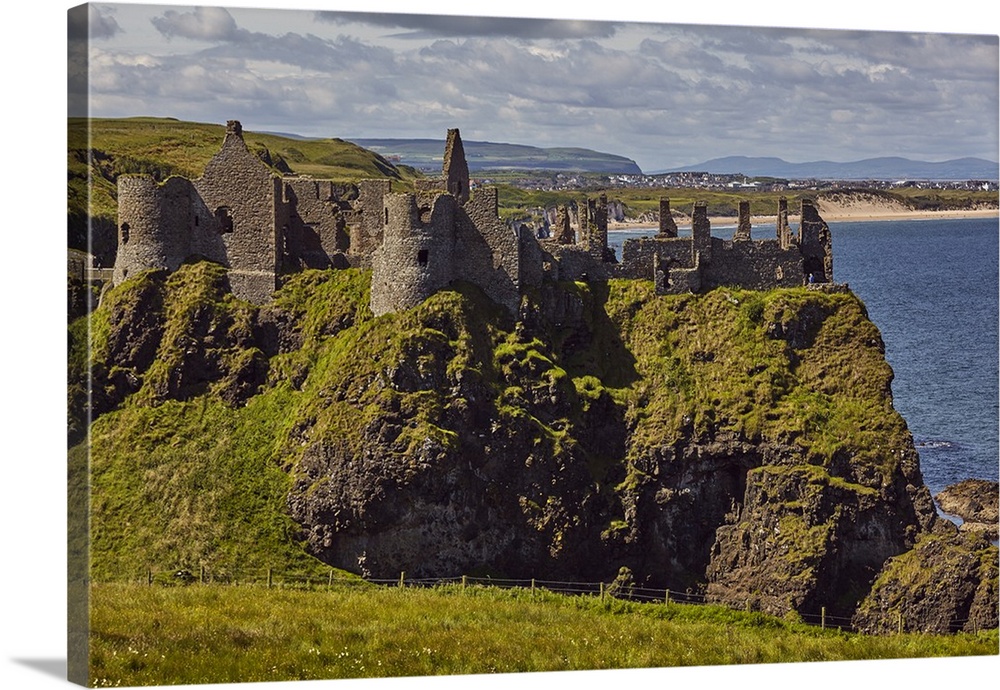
[853,530,998,633]
[280,278,956,624]
[935,479,999,540]
[73,262,998,633]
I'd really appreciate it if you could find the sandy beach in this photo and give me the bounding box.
[608,205,998,231]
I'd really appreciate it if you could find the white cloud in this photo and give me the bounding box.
[151,7,243,42]
[77,3,998,170]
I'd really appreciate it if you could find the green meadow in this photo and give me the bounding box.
[88,582,997,686]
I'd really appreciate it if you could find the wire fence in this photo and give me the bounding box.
[124,566,988,636]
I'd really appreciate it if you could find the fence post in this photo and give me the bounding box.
[897,612,903,634]
[147,569,152,586]
[399,571,405,588]
[328,569,334,588]
[200,565,205,584]
[531,578,536,596]
[600,582,605,601]
[462,575,467,591]
[267,568,273,589]
[665,589,670,605]
[821,606,826,629]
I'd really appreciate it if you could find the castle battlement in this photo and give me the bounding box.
[113,120,833,312]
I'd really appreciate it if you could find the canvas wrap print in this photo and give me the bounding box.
[67,2,1000,687]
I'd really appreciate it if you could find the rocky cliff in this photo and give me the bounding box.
[71,261,998,631]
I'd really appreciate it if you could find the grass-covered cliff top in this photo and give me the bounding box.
[70,262,915,580]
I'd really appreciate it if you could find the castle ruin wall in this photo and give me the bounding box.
[192,124,281,304]
[114,175,194,285]
[702,238,807,290]
[282,179,350,269]
[455,186,521,314]
[370,193,457,316]
[352,179,393,264]
[617,236,696,281]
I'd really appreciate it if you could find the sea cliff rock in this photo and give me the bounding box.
[72,262,998,632]
[935,479,999,540]
[853,530,998,633]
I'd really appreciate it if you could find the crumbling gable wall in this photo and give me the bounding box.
[193,121,281,304]
[798,199,834,282]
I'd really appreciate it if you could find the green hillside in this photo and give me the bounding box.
[71,261,909,582]
[351,137,642,173]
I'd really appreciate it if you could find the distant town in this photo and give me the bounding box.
[476,170,999,193]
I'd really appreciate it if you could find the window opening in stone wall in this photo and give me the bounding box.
[120,223,130,244]
[803,257,824,283]
[215,207,234,234]
[194,215,199,227]
[385,208,389,225]
[418,249,429,266]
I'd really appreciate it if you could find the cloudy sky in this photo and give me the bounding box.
[69,1,999,172]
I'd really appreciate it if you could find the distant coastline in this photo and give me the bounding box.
[609,206,999,231]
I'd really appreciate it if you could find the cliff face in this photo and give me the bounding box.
[72,262,996,630]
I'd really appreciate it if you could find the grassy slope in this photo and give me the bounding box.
[88,582,997,686]
[74,263,910,581]
[74,265,988,684]
[74,265,376,581]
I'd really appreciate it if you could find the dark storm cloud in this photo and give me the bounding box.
[313,10,620,39]
[68,4,123,41]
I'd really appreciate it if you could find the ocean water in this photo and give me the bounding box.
[608,217,999,495]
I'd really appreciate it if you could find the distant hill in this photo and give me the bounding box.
[666,155,999,181]
[350,137,642,174]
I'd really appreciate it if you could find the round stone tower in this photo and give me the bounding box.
[113,175,194,284]
[370,192,457,316]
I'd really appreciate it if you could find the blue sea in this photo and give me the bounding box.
[609,217,999,496]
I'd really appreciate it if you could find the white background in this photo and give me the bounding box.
[2,1,997,689]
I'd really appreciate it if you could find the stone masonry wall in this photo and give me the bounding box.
[617,236,696,280]
[703,238,807,290]
[283,179,350,269]
[456,186,521,314]
[352,179,393,265]
[114,175,194,285]
[193,123,281,304]
[370,193,457,316]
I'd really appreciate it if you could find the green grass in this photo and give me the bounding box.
[87,582,998,686]
[72,264,919,587]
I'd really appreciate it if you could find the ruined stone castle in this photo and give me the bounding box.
[114,121,833,314]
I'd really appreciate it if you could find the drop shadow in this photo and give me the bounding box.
[11,657,67,680]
